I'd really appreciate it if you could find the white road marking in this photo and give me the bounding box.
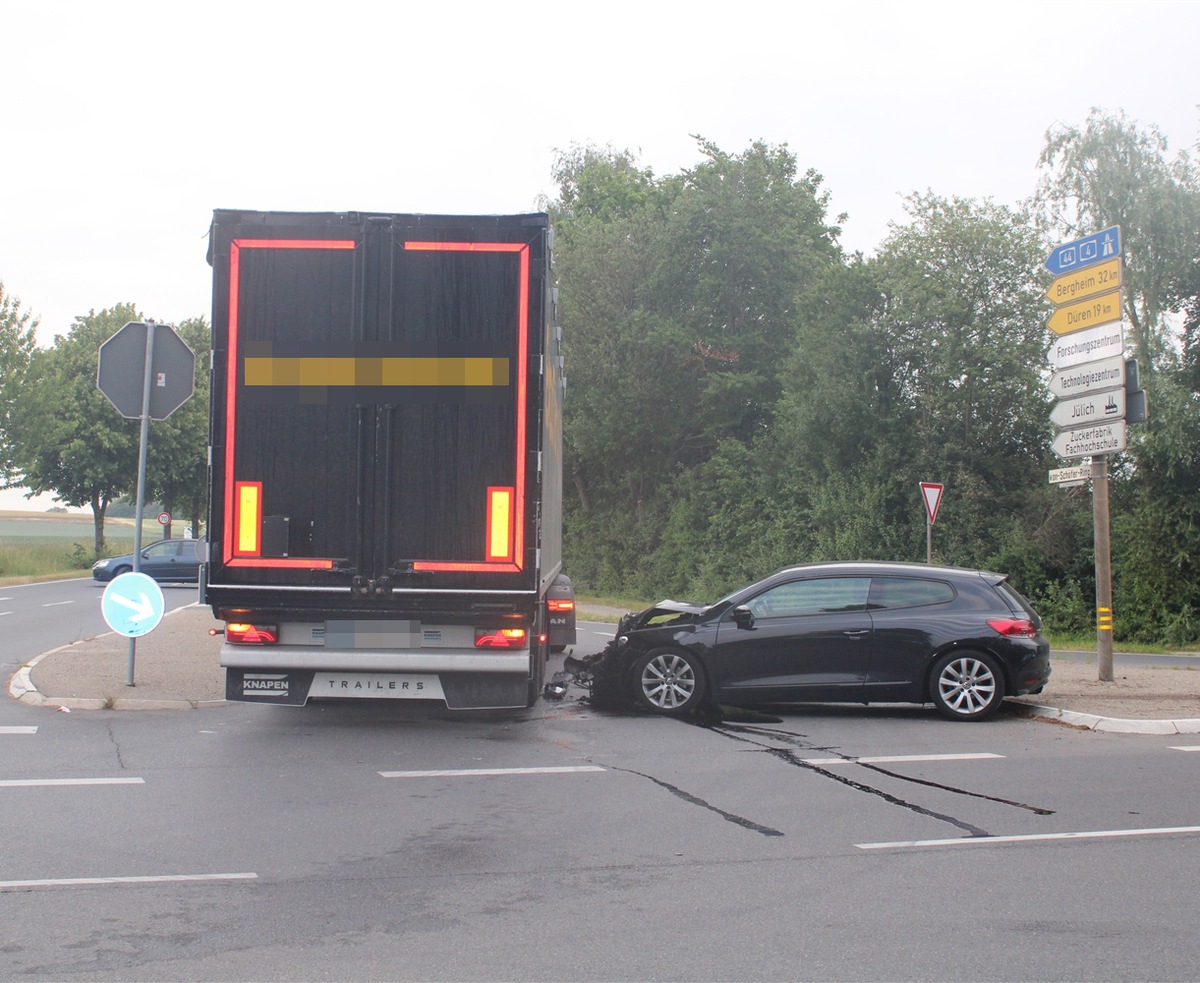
[41,600,74,608]
[801,753,1005,765]
[380,765,606,779]
[1169,746,1200,752]
[0,727,37,735]
[0,872,258,890]
[857,825,1200,851]
[0,778,145,787]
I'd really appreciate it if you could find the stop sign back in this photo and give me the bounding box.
[97,321,196,420]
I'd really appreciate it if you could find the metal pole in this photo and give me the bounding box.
[926,517,932,564]
[1091,454,1114,682]
[126,323,156,687]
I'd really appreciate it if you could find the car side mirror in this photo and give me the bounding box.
[732,605,755,630]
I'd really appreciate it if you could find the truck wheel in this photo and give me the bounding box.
[631,648,706,716]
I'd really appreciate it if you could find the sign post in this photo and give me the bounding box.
[919,482,943,564]
[1044,229,1126,682]
[97,321,195,685]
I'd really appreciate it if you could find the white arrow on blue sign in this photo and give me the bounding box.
[1044,226,1122,276]
[101,572,166,638]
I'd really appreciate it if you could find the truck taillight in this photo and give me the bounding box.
[474,627,527,649]
[225,623,279,644]
[987,618,1038,637]
[547,599,575,613]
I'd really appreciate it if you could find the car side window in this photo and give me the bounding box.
[145,541,181,558]
[867,577,955,610]
[745,578,871,618]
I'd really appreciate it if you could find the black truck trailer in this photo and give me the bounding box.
[203,209,564,709]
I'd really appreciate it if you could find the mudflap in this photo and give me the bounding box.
[442,672,531,710]
[226,669,313,706]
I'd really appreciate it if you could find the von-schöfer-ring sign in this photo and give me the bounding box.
[1046,288,1122,336]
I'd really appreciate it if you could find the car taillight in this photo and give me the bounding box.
[225,622,279,644]
[987,618,1038,637]
[474,627,527,649]
[547,599,575,613]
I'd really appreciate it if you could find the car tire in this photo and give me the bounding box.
[630,648,706,716]
[930,650,1005,721]
[111,566,132,579]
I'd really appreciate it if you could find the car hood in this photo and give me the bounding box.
[617,599,708,634]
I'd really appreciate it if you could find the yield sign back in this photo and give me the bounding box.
[920,482,944,525]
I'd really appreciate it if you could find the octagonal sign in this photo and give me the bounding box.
[97,321,196,420]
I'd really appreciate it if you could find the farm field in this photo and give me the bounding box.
[0,510,168,584]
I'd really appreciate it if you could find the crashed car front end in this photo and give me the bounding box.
[566,600,709,708]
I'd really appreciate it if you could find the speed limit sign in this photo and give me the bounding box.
[157,512,171,526]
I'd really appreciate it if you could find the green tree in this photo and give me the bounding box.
[551,140,845,596]
[1035,109,1200,643]
[1035,109,1198,369]
[0,282,39,485]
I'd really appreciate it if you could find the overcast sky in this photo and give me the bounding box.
[2,0,1198,509]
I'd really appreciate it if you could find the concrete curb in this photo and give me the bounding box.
[1007,700,1200,735]
[9,645,221,711]
[7,606,226,712]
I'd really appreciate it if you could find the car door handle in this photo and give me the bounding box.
[842,630,870,639]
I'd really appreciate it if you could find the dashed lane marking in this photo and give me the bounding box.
[857,825,1200,851]
[379,766,606,779]
[0,778,145,788]
[801,753,1004,766]
[0,872,258,890]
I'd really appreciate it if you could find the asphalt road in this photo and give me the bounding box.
[0,576,197,667]
[1,586,1198,981]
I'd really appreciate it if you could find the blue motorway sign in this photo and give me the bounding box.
[101,572,166,638]
[1044,226,1122,276]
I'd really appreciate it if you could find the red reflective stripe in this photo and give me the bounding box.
[513,245,528,567]
[222,238,355,569]
[412,561,521,573]
[227,558,337,570]
[403,241,526,253]
[232,238,356,250]
[403,239,530,572]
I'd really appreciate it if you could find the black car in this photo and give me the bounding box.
[92,538,206,584]
[585,562,1050,721]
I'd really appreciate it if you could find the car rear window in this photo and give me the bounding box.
[993,579,1037,619]
[867,577,955,610]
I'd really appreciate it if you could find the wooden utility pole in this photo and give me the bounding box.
[1091,455,1114,681]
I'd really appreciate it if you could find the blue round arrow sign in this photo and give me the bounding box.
[101,572,166,638]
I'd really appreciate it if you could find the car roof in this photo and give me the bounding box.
[770,561,1000,580]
